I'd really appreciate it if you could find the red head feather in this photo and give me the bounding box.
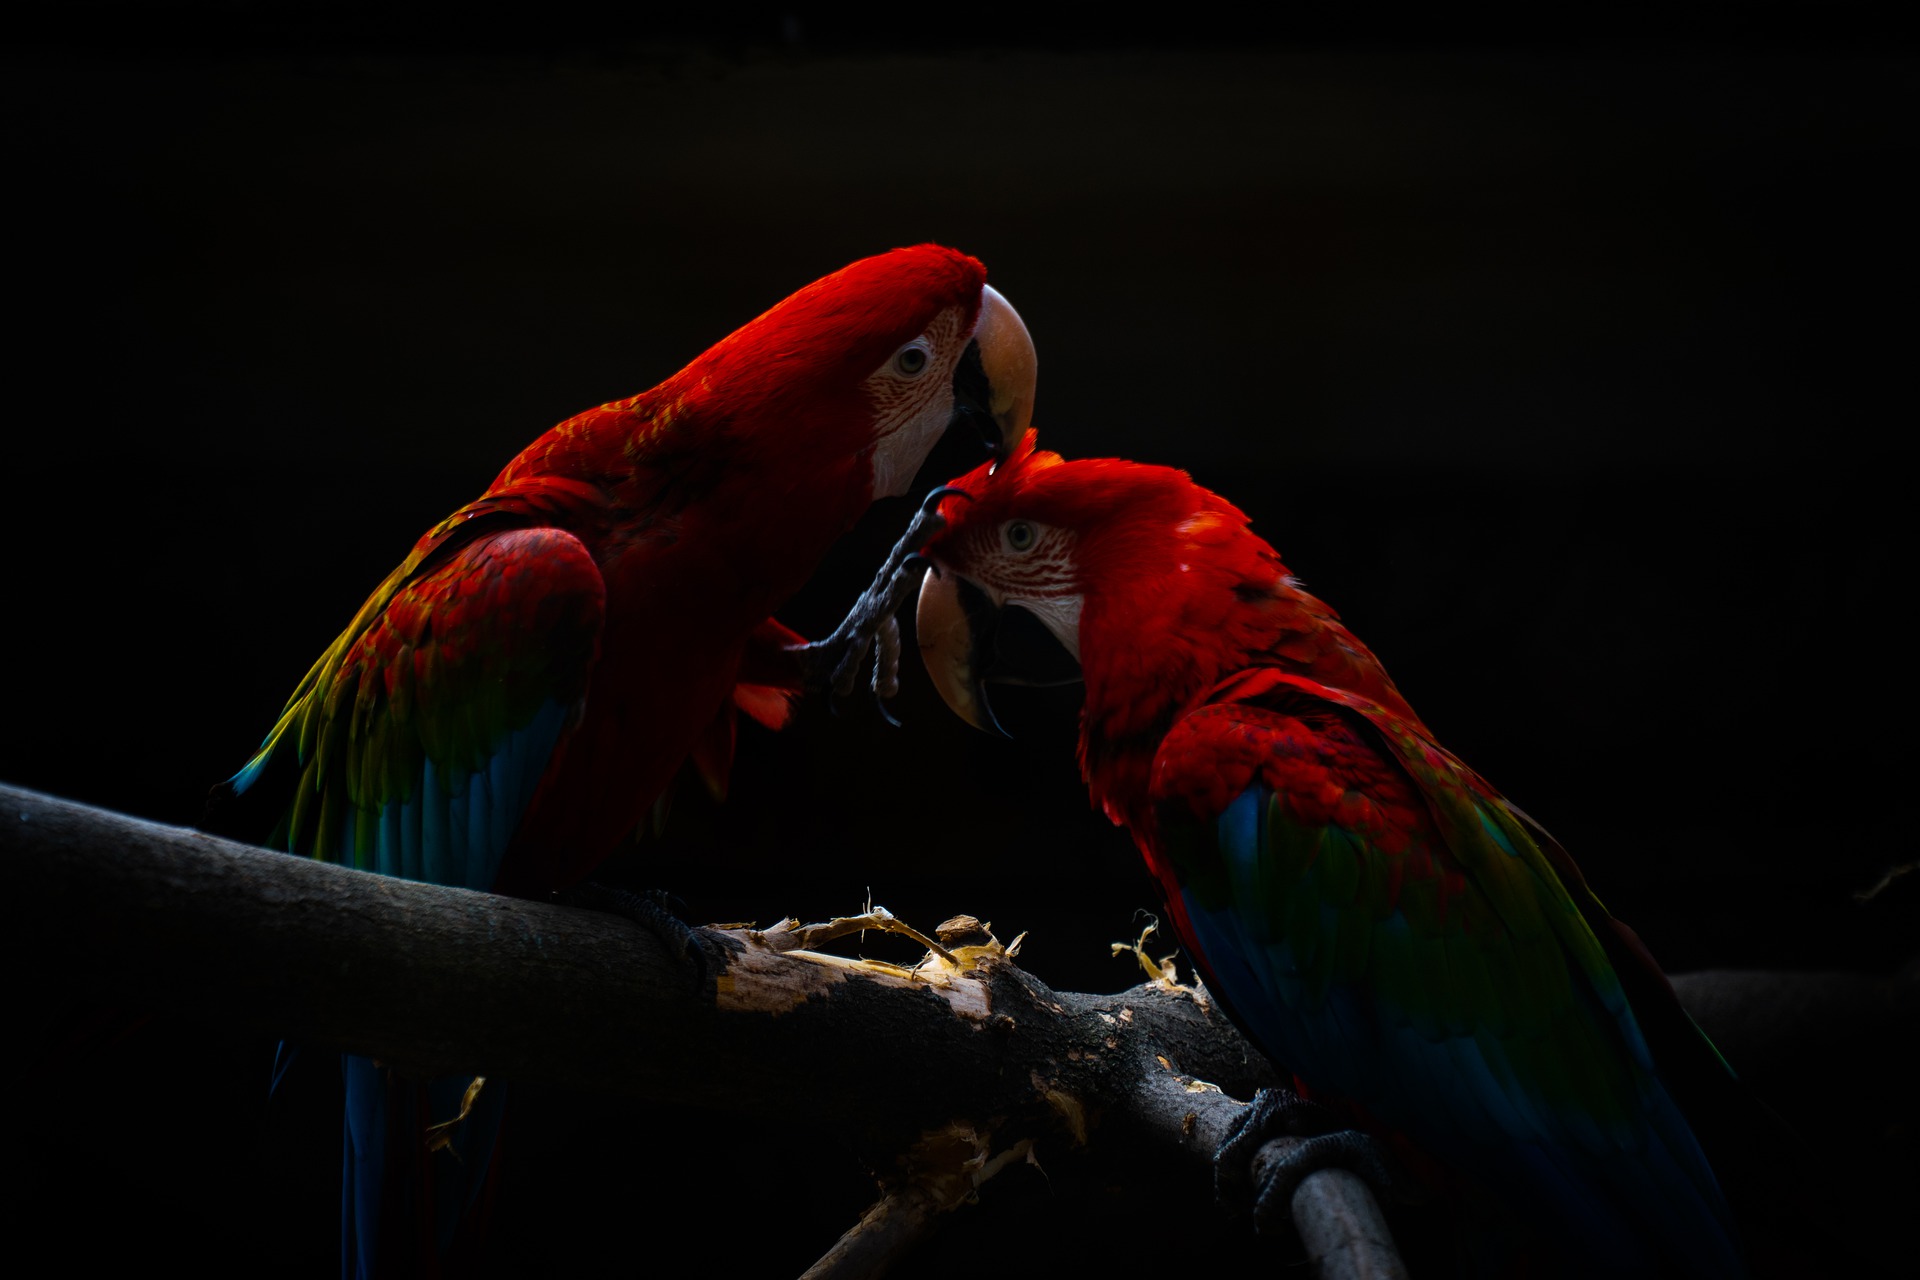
[933,428,1270,603]
[677,244,988,406]
[497,244,991,494]
[927,430,1423,824]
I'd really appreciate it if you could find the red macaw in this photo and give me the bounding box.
[912,432,1745,1277]
[210,245,1037,1277]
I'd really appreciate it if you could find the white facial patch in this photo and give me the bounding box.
[866,305,970,498]
[975,522,1084,658]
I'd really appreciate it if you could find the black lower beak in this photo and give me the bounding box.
[949,339,1007,460]
[985,602,1083,689]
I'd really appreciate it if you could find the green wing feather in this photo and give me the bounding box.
[226,515,605,892]
[1147,670,1742,1275]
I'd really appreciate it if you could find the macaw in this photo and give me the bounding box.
[207,245,1037,1277]
[912,432,1745,1277]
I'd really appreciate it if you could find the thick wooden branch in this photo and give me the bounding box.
[13,780,1912,1276]
[6,783,1262,1117]
[10,782,1405,1276]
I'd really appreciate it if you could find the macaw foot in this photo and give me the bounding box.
[792,485,967,715]
[1216,1086,1397,1234]
[424,1076,488,1155]
[563,882,743,993]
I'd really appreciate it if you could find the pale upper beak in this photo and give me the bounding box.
[916,567,1007,735]
[916,564,1083,736]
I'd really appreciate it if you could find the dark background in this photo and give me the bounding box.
[6,7,1916,1276]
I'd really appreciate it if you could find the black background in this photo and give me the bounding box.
[6,7,1916,1276]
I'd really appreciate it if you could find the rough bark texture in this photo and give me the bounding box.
[13,781,1404,1275]
[21,780,1907,1277]
[7,782,1271,1135]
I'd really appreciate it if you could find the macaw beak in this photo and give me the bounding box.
[916,567,1009,736]
[952,284,1036,461]
[916,564,1082,736]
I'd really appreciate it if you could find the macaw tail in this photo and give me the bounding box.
[338,1054,507,1279]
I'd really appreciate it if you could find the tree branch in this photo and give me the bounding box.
[40,781,1904,1276]
[7,782,1408,1276]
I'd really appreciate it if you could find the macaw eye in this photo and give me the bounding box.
[1005,521,1036,552]
[895,344,930,376]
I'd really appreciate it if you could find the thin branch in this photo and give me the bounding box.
[801,1126,1037,1280]
[1853,858,1916,903]
[800,1185,945,1280]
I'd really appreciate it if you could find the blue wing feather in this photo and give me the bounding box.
[223,527,606,1278]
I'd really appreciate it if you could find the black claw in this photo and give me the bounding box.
[1247,1133,1396,1234]
[1216,1086,1335,1198]
[561,882,741,994]
[875,696,902,729]
[682,925,745,990]
[798,493,953,718]
[1214,1085,1394,1233]
[920,484,973,513]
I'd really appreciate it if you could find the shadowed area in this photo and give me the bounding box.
[4,16,1915,1276]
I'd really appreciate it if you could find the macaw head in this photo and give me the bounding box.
[915,431,1284,735]
[669,243,1036,499]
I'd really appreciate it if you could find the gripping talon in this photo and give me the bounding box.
[1216,1086,1335,1198]
[832,636,873,697]
[919,484,974,513]
[1215,1085,1396,1231]
[897,486,969,550]
[561,882,741,994]
[1248,1132,1396,1235]
[873,614,902,700]
[795,495,945,711]
[873,615,904,725]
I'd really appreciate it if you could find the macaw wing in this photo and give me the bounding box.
[1148,672,1742,1276]
[224,523,605,892]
